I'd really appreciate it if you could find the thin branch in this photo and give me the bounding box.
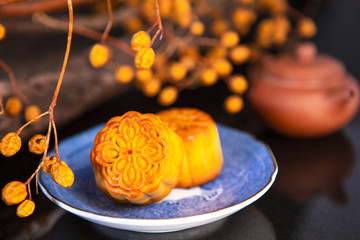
[0,91,4,115]
[0,57,31,105]
[100,0,114,44]
[16,111,50,135]
[0,0,96,18]
[33,12,134,56]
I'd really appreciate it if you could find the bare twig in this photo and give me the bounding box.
[0,57,31,105]
[33,12,134,56]
[0,0,96,18]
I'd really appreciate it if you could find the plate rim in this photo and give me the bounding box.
[39,126,278,232]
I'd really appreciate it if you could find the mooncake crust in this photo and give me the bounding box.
[90,111,185,205]
[157,108,223,188]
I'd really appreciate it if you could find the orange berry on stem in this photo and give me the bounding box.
[0,132,21,157]
[158,86,178,106]
[224,95,244,114]
[229,45,251,64]
[190,21,205,36]
[5,97,22,116]
[143,78,162,97]
[28,134,46,155]
[131,30,151,51]
[0,23,6,40]
[51,161,74,188]
[134,47,155,70]
[115,65,134,84]
[213,59,233,78]
[16,199,35,218]
[220,31,240,48]
[297,17,317,38]
[1,181,27,205]
[25,105,41,124]
[42,156,57,174]
[200,68,218,86]
[89,44,111,68]
[228,74,248,94]
[169,62,187,82]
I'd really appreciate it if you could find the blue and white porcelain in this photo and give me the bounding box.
[39,124,278,233]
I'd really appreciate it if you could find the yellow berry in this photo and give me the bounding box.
[25,105,41,124]
[0,132,21,157]
[115,65,134,84]
[2,181,27,205]
[271,16,291,46]
[0,23,6,40]
[256,19,275,48]
[257,0,287,14]
[51,161,74,188]
[205,47,228,63]
[158,86,179,106]
[220,31,240,48]
[213,59,233,78]
[136,69,153,85]
[224,95,244,114]
[28,134,46,155]
[5,97,22,116]
[297,17,317,38]
[143,78,162,97]
[173,0,192,28]
[124,17,143,32]
[134,47,155,70]
[16,199,35,218]
[190,21,205,36]
[131,31,151,51]
[228,74,248,94]
[170,62,187,82]
[89,44,111,68]
[211,19,229,36]
[42,156,57,174]
[232,8,257,29]
[200,68,218,86]
[229,45,251,64]
[180,54,197,70]
[159,0,173,18]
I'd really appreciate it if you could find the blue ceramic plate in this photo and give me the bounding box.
[39,124,278,233]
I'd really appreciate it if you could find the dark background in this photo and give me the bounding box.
[1,0,360,239]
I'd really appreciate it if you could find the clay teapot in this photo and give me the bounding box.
[247,42,360,138]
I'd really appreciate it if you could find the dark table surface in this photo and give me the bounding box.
[1,0,360,239]
[1,83,360,240]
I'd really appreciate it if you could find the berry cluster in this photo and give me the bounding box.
[84,0,316,113]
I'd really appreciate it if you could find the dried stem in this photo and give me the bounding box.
[0,57,31,105]
[150,0,164,47]
[21,0,74,194]
[0,0,96,17]
[0,0,32,7]
[0,91,4,115]
[15,111,50,135]
[51,119,60,161]
[33,12,134,56]
[100,0,114,44]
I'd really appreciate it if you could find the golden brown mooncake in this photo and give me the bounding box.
[90,111,185,205]
[157,108,223,188]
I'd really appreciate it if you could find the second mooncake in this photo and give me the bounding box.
[157,108,223,188]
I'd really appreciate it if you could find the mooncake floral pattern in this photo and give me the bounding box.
[90,111,184,204]
[93,114,166,190]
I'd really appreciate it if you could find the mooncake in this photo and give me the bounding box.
[157,108,223,188]
[90,111,185,205]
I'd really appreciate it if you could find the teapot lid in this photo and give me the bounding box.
[264,42,345,87]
